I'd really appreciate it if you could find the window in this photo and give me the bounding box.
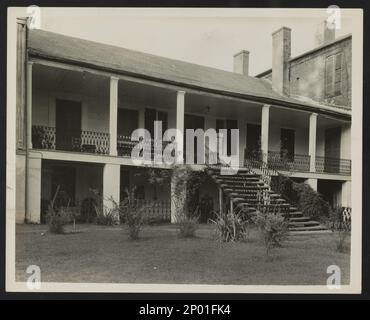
[144,108,168,137]
[325,52,342,97]
[216,119,238,156]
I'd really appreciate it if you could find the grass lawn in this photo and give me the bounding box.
[16,223,350,285]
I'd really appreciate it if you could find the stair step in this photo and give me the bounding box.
[288,225,327,231]
[289,230,332,235]
[220,184,269,190]
[288,220,321,227]
[206,168,328,234]
[289,213,304,219]
[289,216,310,222]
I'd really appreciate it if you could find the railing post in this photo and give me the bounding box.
[109,76,119,156]
[309,113,317,172]
[261,104,270,163]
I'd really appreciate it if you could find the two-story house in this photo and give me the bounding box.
[15,18,351,232]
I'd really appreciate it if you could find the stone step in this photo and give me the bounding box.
[213,176,261,182]
[289,230,332,235]
[288,225,327,231]
[216,179,265,185]
[288,211,303,217]
[288,220,321,227]
[289,216,311,222]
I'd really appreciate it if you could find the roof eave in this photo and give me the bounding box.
[29,51,351,121]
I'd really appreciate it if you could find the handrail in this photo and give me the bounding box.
[244,151,298,210]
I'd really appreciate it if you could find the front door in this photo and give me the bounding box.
[55,99,82,151]
[246,123,261,158]
[281,128,295,160]
[325,127,341,173]
[118,108,139,137]
[184,114,205,163]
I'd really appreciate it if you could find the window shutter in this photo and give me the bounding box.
[334,53,342,95]
[325,55,335,97]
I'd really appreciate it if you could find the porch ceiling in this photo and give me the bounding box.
[33,64,109,99]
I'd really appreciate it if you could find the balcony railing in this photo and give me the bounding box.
[267,151,311,172]
[315,156,351,176]
[117,134,172,158]
[32,125,110,155]
[32,125,351,175]
[244,149,351,176]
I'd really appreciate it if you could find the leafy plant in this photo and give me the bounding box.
[94,205,117,226]
[272,175,331,220]
[116,187,148,240]
[177,214,199,238]
[89,189,119,226]
[252,211,289,260]
[293,183,331,220]
[210,209,250,242]
[322,206,351,253]
[46,186,72,234]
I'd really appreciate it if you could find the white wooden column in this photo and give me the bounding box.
[26,153,42,223]
[176,90,185,164]
[261,104,270,163]
[103,164,120,222]
[341,181,351,207]
[219,187,223,214]
[26,61,33,149]
[309,113,317,172]
[109,76,119,156]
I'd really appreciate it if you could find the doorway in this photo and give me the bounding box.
[184,114,205,163]
[281,128,295,160]
[325,127,341,173]
[55,99,82,151]
[51,165,76,206]
[246,123,261,158]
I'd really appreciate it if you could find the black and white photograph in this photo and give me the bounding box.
[4,5,364,295]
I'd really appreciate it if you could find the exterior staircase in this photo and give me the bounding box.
[205,166,330,234]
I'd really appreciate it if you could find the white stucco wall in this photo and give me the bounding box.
[32,88,110,132]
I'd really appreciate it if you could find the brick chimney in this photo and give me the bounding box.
[233,50,249,76]
[272,27,291,96]
[315,20,335,45]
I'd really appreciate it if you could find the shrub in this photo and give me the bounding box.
[272,175,298,203]
[272,175,331,220]
[252,211,289,260]
[46,186,72,234]
[94,206,117,226]
[293,183,331,220]
[177,215,199,238]
[90,189,119,226]
[322,207,351,253]
[211,209,249,242]
[46,205,71,234]
[117,188,147,240]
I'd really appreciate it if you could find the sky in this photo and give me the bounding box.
[34,8,354,76]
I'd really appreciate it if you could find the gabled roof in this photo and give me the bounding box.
[27,29,351,120]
